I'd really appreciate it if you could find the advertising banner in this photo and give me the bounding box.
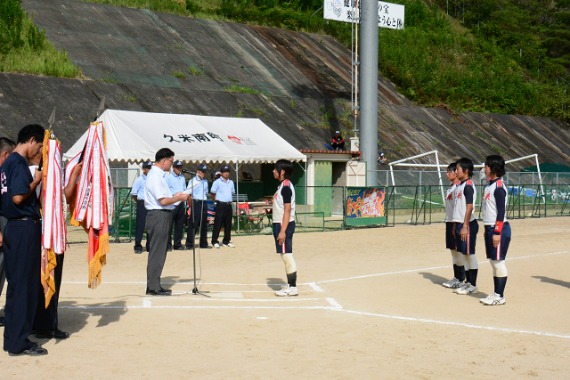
[345,187,386,226]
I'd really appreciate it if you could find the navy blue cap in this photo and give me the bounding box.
[173,160,183,167]
[220,165,231,173]
[197,163,208,172]
[142,160,153,169]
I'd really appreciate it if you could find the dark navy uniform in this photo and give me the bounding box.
[1,152,42,354]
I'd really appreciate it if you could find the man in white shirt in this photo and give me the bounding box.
[144,148,188,296]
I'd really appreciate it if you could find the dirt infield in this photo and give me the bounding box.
[1,217,569,378]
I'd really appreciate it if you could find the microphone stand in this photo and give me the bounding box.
[188,179,209,298]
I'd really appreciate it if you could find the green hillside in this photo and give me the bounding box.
[1,0,568,121]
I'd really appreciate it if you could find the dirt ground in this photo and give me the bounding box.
[0,217,568,379]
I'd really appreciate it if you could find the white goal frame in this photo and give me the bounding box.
[388,150,543,200]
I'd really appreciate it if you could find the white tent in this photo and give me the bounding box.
[63,109,306,163]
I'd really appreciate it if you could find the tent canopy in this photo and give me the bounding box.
[63,109,306,164]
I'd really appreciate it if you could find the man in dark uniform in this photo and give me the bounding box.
[0,137,16,327]
[185,163,210,249]
[0,124,47,356]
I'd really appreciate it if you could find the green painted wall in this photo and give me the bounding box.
[314,161,333,216]
[261,162,306,204]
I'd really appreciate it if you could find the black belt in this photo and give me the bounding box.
[10,217,41,222]
[216,201,232,205]
[149,209,172,213]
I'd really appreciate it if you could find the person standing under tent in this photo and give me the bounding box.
[144,148,188,296]
[1,124,47,356]
[442,162,466,289]
[480,155,511,306]
[132,160,152,254]
[185,163,210,249]
[452,157,480,295]
[0,137,16,327]
[272,159,299,297]
[167,159,187,251]
[210,165,235,249]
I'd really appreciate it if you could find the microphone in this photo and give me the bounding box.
[181,169,195,175]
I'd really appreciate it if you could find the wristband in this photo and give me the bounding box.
[494,220,504,235]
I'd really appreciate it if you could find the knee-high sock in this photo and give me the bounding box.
[281,253,297,287]
[461,254,471,284]
[493,276,508,297]
[491,260,508,296]
[466,255,478,286]
[452,250,465,281]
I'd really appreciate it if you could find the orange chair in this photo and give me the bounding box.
[237,202,264,232]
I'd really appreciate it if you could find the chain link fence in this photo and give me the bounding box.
[66,170,570,243]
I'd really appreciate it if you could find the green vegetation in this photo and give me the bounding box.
[172,69,187,79]
[187,65,204,76]
[237,100,266,117]
[3,0,568,121]
[0,0,80,77]
[224,84,263,94]
[81,0,569,121]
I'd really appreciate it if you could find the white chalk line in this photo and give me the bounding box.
[57,250,570,340]
[58,299,570,340]
[318,250,569,285]
[329,308,570,340]
[64,250,567,287]
[61,304,341,311]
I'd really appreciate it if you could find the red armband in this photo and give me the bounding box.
[494,220,504,235]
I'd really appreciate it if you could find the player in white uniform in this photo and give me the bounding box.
[452,157,480,295]
[271,159,298,297]
[442,162,466,289]
[480,155,511,305]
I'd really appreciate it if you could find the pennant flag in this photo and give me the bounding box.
[71,121,114,288]
[40,130,66,307]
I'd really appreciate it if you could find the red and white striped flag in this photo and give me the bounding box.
[72,121,114,288]
[40,131,66,307]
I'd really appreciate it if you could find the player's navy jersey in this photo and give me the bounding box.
[273,179,295,223]
[445,181,459,222]
[482,178,508,226]
[0,152,41,220]
[452,178,477,223]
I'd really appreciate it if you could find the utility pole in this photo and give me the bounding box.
[360,0,379,186]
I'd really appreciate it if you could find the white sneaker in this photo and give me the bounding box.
[274,285,299,297]
[223,243,235,248]
[454,283,478,295]
[213,243,220,249]
[480,293,506,306]
[442,278,463,289]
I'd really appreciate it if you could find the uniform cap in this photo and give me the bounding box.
[142,160,153,169]
[220,165,231,173]
[335,130,340,134]
[197,163,209,172]
[173,160,183,167]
